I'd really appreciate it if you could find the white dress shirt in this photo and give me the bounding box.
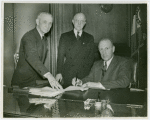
[74,28,82,38]
[36,27,44,39]
[104,56,114,70]
[98,56,114,89]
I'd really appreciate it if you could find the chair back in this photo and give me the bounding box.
[129,60,138,88]
[14,53,19,69]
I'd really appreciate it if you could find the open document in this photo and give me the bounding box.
[29,87,63,97]
[29,86,89,97]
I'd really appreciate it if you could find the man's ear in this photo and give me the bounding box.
[36,19,39,25]
[83,22,86,27]
[113,46,115,53]
[72,19,74,24]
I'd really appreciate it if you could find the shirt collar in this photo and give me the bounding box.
[74,28,82,37]
[36,27,44,39]
[104,55,114,69]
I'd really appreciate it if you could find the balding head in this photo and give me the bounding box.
[98,38,115,61]
[37,12,53,21]
[73,13,86,21]
[98,38,114,47]
[72,13,86,31]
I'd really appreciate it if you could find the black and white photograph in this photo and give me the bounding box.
[2,1,148,118]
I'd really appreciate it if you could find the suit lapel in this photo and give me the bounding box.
[42,38,48,63]
[34,28,43,59]
[69,31,90,60]
[97,60,104,82]
[80,32,88,45]
[102,56,118,80]
[68,30,82,59]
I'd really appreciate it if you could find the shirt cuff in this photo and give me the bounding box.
[43,72,51,78]
[98,82,105,89]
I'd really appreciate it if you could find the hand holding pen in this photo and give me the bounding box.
[72,77,83,86]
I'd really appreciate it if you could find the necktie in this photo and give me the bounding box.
[41,36,45,49]
[42,36,45,41]
[77,32,80,40]
[102,61,107,79]
[41,36,46,63]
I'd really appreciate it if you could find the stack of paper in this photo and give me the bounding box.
[29,87,64,97]
[29,98,57,110]
[29,98,56,105]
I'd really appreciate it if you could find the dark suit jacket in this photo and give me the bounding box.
[11,28,49,88]
[57,30,95,88]
[82,56,132,89]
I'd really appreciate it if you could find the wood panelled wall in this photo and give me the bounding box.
[4,4,14,86]
[14,3,50,53]
[50,4,130,44]
[81,4,129,44]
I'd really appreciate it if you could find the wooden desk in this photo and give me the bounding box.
[61,88,147,117]
[3,87,147,117]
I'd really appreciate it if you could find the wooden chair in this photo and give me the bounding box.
[14,53,19,69]
[129,60,138,88]
[129,60,144,92]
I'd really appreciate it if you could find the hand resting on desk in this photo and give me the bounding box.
[44,73,63,90]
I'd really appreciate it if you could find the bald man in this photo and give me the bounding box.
[56,13,95,88]
[11,12,62,90]
[74,38,132,89]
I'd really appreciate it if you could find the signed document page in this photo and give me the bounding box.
[64,86,89,92]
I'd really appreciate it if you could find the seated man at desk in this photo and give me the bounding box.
[73,38,132,89]
[11,12,62,90]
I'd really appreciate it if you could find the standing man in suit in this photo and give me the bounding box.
[73,38,132,89]
[56,13,95,88]
[11,12,62,90]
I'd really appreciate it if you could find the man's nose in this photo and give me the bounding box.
[78,21,81,25]
[46,24,51,28]
[102,50,106,54]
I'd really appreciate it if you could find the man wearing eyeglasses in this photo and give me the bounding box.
[56,13,95,88]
